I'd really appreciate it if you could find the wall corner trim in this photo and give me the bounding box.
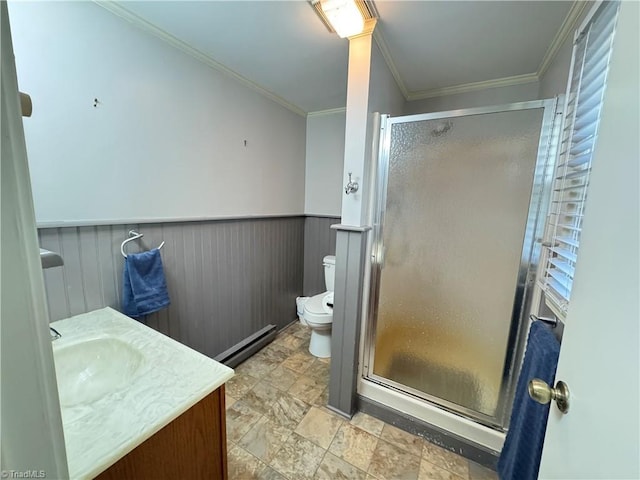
[537,0,588,79]
[372,29,410,100]
[330,224,372,232]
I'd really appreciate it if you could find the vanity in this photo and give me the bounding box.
[50,308,234,479]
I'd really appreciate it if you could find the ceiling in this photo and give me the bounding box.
[103,1,578,115]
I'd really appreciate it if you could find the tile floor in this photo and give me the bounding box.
[225,321,498,480]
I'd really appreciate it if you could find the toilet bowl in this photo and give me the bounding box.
[303,255,335,358]
[303,292,333,358]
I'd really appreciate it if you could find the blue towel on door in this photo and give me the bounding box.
[122,249,170,319]
[497,321,560,480]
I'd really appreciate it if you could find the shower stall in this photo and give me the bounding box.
[360,100,560,444]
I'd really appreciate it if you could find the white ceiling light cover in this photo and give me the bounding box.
[320,0,364,38]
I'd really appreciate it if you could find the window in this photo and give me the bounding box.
[540,0,621,319]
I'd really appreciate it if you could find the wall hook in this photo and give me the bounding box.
[93,98,101,108]
[345,172,359,195]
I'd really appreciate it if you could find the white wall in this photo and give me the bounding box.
[368,42,406,118]
[362,41,405,224]
[8,1,306,225]
[304,111,346,217]
[403,81,540,115]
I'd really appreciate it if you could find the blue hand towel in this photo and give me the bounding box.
[122,249,170,319]
[497,321,560,480]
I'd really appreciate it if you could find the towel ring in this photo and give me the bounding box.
[121,230,165,258]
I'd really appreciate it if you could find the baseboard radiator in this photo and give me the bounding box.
[214,324,277,368]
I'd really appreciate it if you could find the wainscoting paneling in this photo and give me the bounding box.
[328,226,370,418]
[38,217,305,359]
[303,216,340,296]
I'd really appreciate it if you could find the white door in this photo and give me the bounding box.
[539,3,639,479]
[1,3,68,476]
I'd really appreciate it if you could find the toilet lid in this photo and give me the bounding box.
[304,294,331,315]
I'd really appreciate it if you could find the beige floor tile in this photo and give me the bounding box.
[317,356,330,364]
[468,461,498,480]
[228,444,267,480]
[419,458,465,480]
[269,432,326,480]
[329,423,379,472]
[368,439,421,480]
[273,333,307,351]
[283,321,305,335]
[380,423,423,457]
[265,392,311,429]
[226,373,259,398]
[238,416,292,463]
[264,365,301,391]
[258,344,291,364]
[281,351,315,374]
[312,387,329,408]
[242,381,285,415]
[289,323,311,340]
[258,466,287,480]
[289,375,326,404]
[296,342,315,358]
[226,394,238,410]
[350,412,385,437]
[295,406,344,449]
[236,355,280,378]
[306,359,330,382]
[314,452,367,480]
[422,442,470,479]
[226,400,264,443]
[226,340,479,480]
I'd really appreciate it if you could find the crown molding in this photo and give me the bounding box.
[93,1,307,117]
[95,0,584,114]
[537,0,588,78]
[307,107,347,118]
[394,1,585,103]
[406,72,539,101]
[372,29,410,99]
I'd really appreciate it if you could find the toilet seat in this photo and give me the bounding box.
[303,292,333,325]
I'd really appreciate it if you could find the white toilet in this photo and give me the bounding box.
[303,255,335,358]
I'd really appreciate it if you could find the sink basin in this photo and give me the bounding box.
[53,336,144,407]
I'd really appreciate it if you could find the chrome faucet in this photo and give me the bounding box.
[50,327,62,341]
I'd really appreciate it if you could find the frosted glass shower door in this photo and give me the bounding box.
[370,106,546,425]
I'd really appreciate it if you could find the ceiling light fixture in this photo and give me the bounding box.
[320,0,365,38]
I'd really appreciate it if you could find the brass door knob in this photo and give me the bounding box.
[528,378,570,414]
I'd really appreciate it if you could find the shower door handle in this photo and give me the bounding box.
[528,378,570,414]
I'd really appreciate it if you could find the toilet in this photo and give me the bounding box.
[303,255,335,358]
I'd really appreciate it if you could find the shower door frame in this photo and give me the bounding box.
[362,99,561,430]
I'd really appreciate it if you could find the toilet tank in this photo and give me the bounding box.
[323,255,336,291]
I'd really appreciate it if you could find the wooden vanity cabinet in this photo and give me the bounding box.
[96,386,227,480]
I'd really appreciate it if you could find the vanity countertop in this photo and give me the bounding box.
[50,307,234,479]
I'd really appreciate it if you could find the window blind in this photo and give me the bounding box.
[540,0,620,318]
